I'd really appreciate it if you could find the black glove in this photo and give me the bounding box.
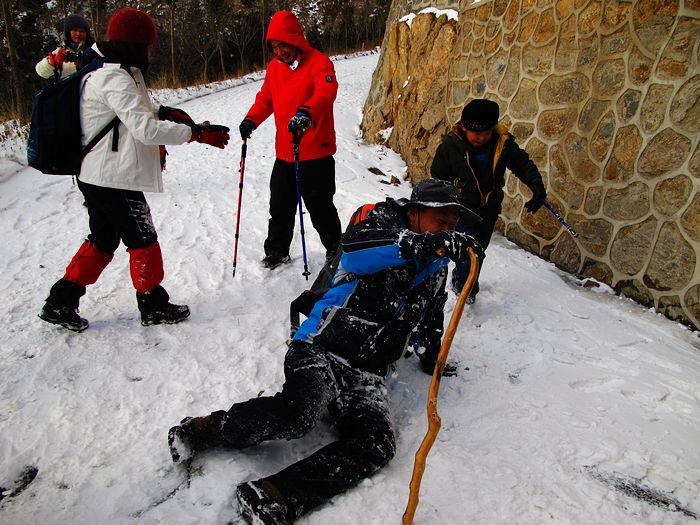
[401,231,482,263]
[288,109,311,134]
[159,105,195,126]
[525,179,547,213]
[239,119,255,140]
[189,123,230,149]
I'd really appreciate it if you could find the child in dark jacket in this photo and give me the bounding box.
[431,98,547,302]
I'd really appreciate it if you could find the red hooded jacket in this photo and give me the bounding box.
[244,11,338,162]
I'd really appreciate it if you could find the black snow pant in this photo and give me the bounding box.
[451,210,498,295]
[264,156,342,258]
[77,179,158,253]
[219,343,396,520]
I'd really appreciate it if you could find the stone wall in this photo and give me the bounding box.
[362,0,700,329]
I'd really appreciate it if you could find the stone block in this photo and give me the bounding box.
[555,0,576,20]
[510,78,539,119]
[555,15,578,70]
[689,142,700,176]
[617,89,641,123]
[579,0,603,34]
[610,216,658,275]
[499,47,523,98]
[518,11,539,42]
[550,231,582,272]
[601,1,632,29]
[485,48,509,89]
[579,98,610,133]
[511,122,535,141]
[601,26,632,56]
[614,279,655,307]
[563,132,600,183]
[581,257,613,286]
[685,285,700,328]
[584,186,604,214]
[569,214,614,256]
[604,182,651,220]
[638,127,692,178]
[590,110,617,161]
[632,0,679,55]
[670,75,700,133]
[628,45,654,85]
[537,107,577,140]
[550,145,586,208]
[603,124,642,183]
[640,83,674,133]
[592,58,627,97]
[657,17,698,79]
[523,41,556,75]
[644,221,696,290]
[540,72,591,105]
[654,175,693,217]
[680,192,700,242]
[577,35,599,69]
[534,8,557,43]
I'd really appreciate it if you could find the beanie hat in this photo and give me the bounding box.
[63,14,90,33]
[106,8,157,46]
[460,99,499,132]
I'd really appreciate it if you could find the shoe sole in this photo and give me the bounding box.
[38,312,89,332]
[262,256,291,270]
[141,310,191,327]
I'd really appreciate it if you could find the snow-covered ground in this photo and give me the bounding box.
[1,52,699,525]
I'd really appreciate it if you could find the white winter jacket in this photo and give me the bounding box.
[35,45,79,79]
[78,51,192,192]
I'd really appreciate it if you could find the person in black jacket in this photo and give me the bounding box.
[167,179,481,525]
[431,98,546,302]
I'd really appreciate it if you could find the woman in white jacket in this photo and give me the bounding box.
[35,14,94,80]
[39,8,230,332]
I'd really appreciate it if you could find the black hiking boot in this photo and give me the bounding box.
[236,480,291,525]
[168,413,227,464]
[137,285,190,326]
[38,303,89,332]
[140,303,190,326]
[261,254,291,270]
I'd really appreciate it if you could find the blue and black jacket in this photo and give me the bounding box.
[293,198,450,376]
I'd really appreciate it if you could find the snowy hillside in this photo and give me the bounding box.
[0,52,699,525]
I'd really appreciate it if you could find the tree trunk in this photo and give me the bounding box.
[219,44,226,79]
[170,3,176,84]
[1,0,25,121]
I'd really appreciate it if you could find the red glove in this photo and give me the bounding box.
[189,123,230,149]
[159,145,168,171]
[48,48,66,69]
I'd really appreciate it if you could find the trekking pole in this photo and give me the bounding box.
[542,200,578,238]
[232,139,247,278]
[292,131,312,280]
[402,246,480,525]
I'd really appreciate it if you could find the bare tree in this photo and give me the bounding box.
[1,0,24,119]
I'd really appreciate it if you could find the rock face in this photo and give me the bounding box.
[362,0,700,329]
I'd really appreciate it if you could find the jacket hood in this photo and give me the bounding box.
[266,11,310,52]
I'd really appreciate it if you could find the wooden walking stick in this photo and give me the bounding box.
[402,246,480,525]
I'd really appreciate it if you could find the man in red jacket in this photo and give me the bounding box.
[239,11,342,270]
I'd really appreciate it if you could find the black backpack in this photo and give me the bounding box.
[27,57,126,175]
[289,203,376,337]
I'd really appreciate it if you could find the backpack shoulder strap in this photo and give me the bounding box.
[80,62,136,157]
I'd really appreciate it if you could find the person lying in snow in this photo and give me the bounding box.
[167,179,482,524]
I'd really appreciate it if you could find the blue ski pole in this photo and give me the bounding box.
[292,131,311,280]
[542,200,578,238]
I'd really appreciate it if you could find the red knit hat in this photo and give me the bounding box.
[106,8,157,46]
